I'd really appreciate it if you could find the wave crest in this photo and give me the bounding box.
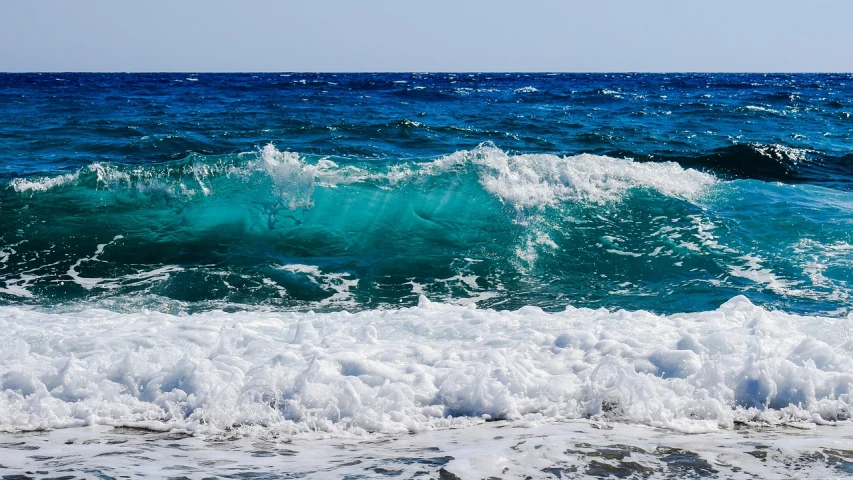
[8,144,719,210]
[463,145,716,209]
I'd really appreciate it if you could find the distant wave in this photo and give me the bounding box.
[619,144,853,189]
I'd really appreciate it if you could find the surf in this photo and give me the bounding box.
[2,145,851,316]
[0,296,850,436]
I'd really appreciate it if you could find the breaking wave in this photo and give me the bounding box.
[3,145,852,316]
[1,297,851,436]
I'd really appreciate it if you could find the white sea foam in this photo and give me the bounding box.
[729,254,796,295]
[260,144,316,210]
[742,105,786,115]
[1,296,850,438]
[514,86,538,93]
[2,420,852,478]
[0,274,36,298]
[792,239,853,305]
[63,235,185,292]
[249,144,717,211]
[278,264,359,307]
[752,143,815,163]
[10,171,81,192]
[455,145,717,209]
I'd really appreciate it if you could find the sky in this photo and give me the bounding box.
[1,0,851,72]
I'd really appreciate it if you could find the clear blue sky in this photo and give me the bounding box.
[1,0,851,72]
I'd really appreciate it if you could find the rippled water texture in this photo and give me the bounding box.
[1,73,851,315]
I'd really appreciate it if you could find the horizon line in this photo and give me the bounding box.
[3,71,853,75]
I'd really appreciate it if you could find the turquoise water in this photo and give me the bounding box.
[1,73,851,316]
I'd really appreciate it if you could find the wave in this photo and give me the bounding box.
[12,142,850,217]
[9,144,717,203]
[2,144,852,315]
[1,297,851,436]
[664,143,853,189]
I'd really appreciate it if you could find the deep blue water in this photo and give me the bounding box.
[1,73,851,315]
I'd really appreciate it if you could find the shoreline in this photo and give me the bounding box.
[2,419,852,478]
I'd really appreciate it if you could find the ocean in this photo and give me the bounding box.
[1,73,852,478]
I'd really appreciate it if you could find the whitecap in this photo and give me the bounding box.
[11,171,81,192]
[513,86,538,93]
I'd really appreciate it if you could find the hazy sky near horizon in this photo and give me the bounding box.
[1,0,851,72]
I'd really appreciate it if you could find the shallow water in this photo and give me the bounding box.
[2,421,853,479]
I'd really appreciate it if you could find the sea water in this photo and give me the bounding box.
[1,73,852,478]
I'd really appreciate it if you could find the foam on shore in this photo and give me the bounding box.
[1,296,850,437]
